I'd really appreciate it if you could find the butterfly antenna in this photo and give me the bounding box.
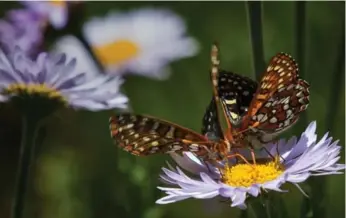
[210,43,234,142]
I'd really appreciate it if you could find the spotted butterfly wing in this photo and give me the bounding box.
[201,98,224,140]
[217,70,258,125]
[110,113,213,158]
[241,52,310,134]
[250,78,309,133]
[202,70,257,140]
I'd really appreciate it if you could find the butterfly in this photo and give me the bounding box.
[204,44,310,152]
[109,43,310,163]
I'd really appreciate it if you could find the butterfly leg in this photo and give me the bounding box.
[233,148,240,164]
[274,142,286,162]
[181,139,215,145]
[181,139,219,159]
[257,137,286,162]
[193,144,223,174]
[260,146,275,160]
[245,142,257,165]
[250,147,257,165]
[226,153,251,165]
[205,159,225,177]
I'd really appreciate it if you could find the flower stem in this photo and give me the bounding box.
[11,115,41,218]
[264,198,272,218]
[246,1,265,80]
[247,192,286,218]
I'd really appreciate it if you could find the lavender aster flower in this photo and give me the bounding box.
[0,9,44,56]
[0,46,128,114]
[156,122,345,209]
[20,0,70,29]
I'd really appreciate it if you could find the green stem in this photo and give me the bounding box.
[264,198,272,218]
[246,1,266,80]
[240,210,249,218]
[248,197,267,218]
[295,1,306,78]
[294,1,308,132]
[247,192,287,218]
[306,17,345,218]
[11,115,41,218]
[248,202,259,218]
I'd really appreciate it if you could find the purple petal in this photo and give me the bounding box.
[286,172,310,183]
[156,194,190,204]
[248,185,260,197]
[230,189,247,208]
[219,187,234,198]
[200,172,217,185]
[194,190,219,199]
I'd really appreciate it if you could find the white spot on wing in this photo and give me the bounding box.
[283,104,289,110]
[269,117,278,123]
[286,109,293,118]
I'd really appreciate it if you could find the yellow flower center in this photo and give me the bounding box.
[222,160,284,187]
[93,40,140,66]
[2,83,67,105]
[48,0,66,7]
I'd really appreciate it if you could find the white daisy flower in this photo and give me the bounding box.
[52,35,101,80]
[156,122,345,209]
[83,8,199,80]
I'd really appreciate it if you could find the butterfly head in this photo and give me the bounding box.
[208,140,232,161]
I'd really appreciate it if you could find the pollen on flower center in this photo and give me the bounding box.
[2,83,67,105]
[222,161,284,187]
[93,40,140,66]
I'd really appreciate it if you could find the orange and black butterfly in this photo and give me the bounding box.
[204,44,310,151]
[109,43,310,162]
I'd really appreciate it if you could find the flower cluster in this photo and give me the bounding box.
[1,2,343,218]
[0,2,199,113]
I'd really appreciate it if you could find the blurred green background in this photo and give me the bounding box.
[0,1,344,218]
